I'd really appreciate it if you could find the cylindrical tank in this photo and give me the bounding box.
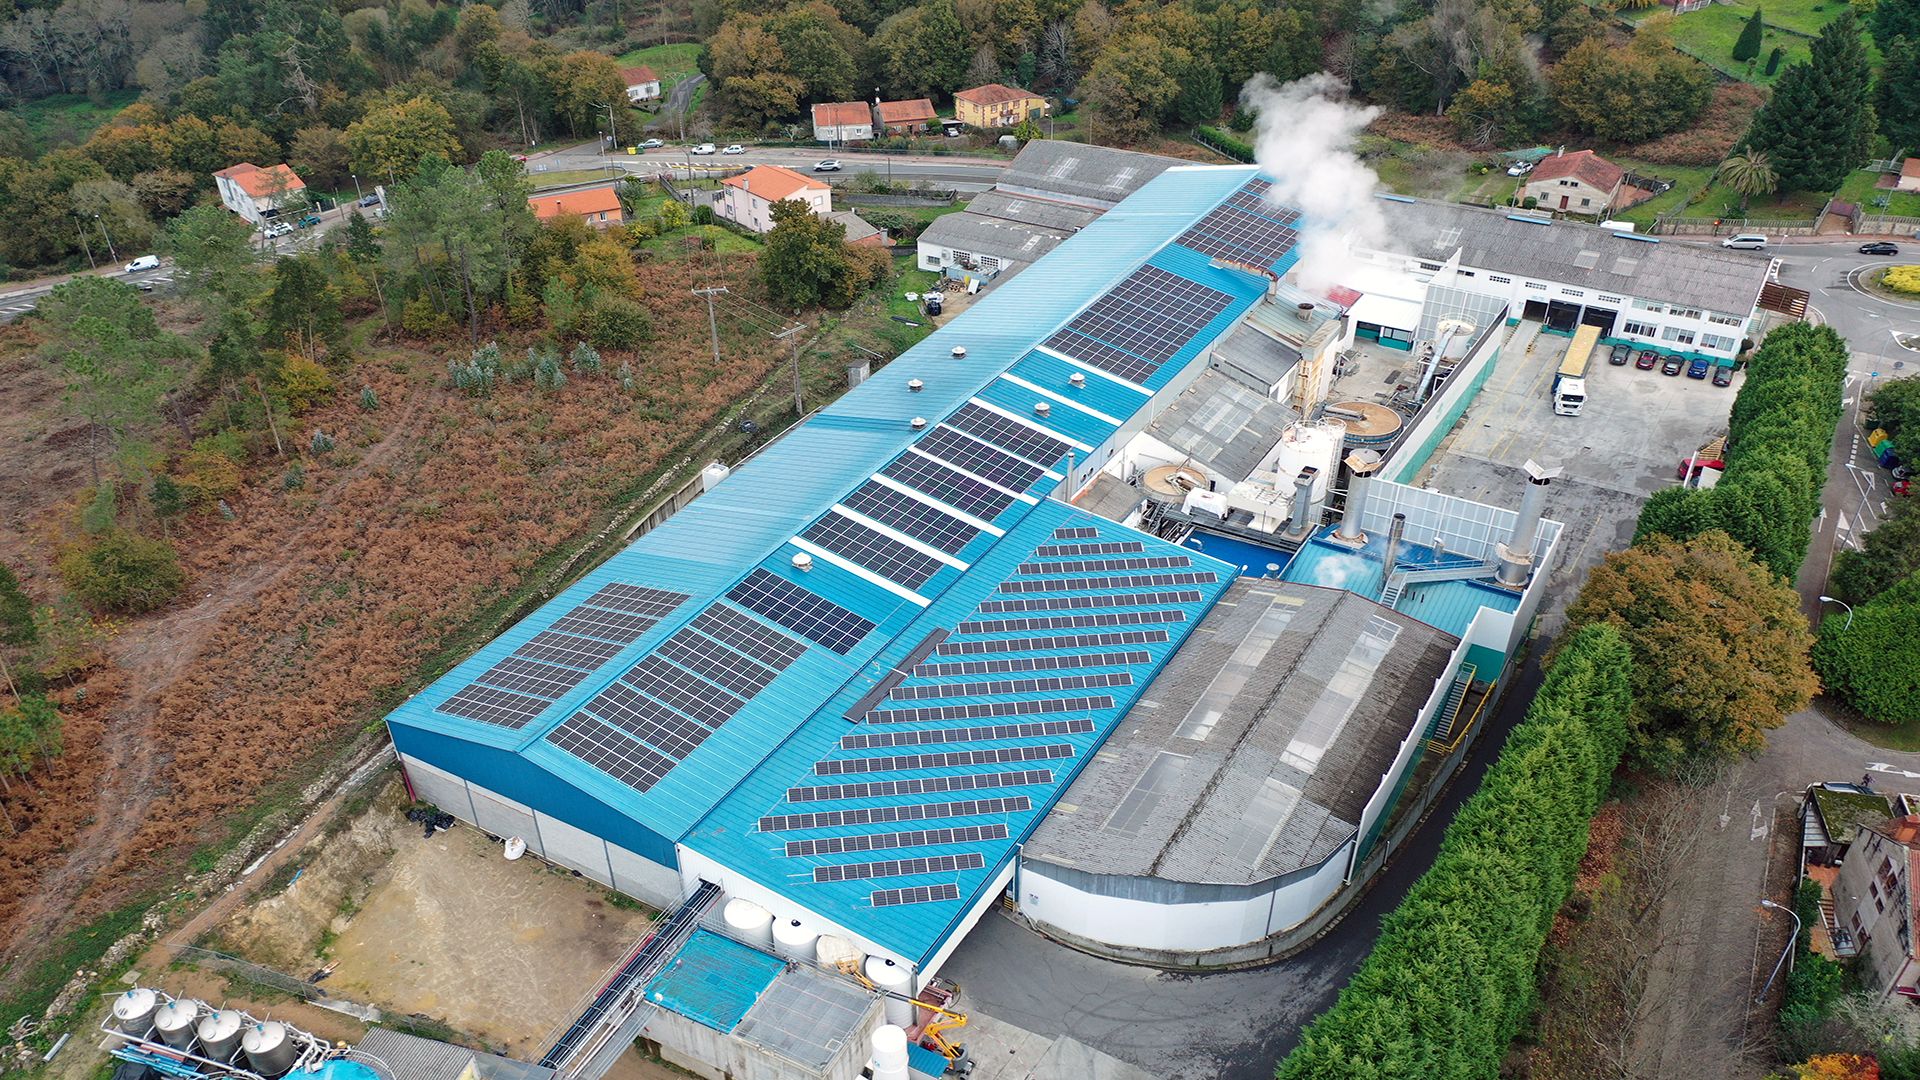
[864,956,915,1028]
[243,1021,299,1076]
[871,1025,911,1080]
[772,918,817,962]
[1436,317,1477,360]
[1269,421,1346,503]
[1141,464,1209,506]
[197,1009,246,1060]
[110,988,160,1035]
[816,934,862,973]
[152,999,201,1050]
[722,898,774,948]
[1326,402,1402,447]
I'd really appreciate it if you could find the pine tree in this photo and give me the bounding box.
[1766,46,1785,75]
[1878,35,1920,151]
[1744,11,1876,192]
[1734,8,1764,62]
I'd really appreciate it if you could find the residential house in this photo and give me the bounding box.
[827,209,883,247]
[954,83,1047,129]
[1803,782,1895,867]
[873,98,937,135]
[622,66,661,104]
[717,165,831,233]
[1522,149,1626,215]
[527,184,625,228]
[811,102,873,143]
[1832,815,1920,1000]
[213,162,306,225]
[1898,157,1920,193]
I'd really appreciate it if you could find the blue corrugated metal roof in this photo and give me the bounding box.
[643,930,784,1032]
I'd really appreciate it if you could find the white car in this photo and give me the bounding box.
[691,143,717,155]
[1505,160,1534,177]
[641,138,664,149]
[263,221,293,239]
[813,159,841,172]
[722,144,744,155]
[124,255,160,273]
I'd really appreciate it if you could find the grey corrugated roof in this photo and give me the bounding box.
[965,189,1102,231]
[917,210,1069,265]
[1209,321,1301,394]
[826,209,881,243]
[1025,581,1456,884]
[356,1029,556,1080]
[997,140,1178,209]
[1145,368,1297,482]
[1372,197,1772,317]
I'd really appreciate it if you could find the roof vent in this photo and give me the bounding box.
[950,346,967,359]
[910,416,927,429]
[1034,401,1052,417]
[792,551,814,572]
[1068,372,1086,387]
[907,378,924,393]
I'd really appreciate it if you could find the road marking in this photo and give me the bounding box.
[1868,763,1920,779]
[1751,799,1769,841]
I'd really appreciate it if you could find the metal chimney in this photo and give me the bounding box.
[1336,449,1383,545]
[1496,460,1561,587]
[1286,467,1319,536]
[1383,512,1406,573]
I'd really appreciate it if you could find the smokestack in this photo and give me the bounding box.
[1496,460,1561,587]
[1336,450,1382,544]
[1286,467,1319,536]
[1383,512,1406,573]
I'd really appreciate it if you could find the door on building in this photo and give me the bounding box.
[1523,299,1548,322]
[1581,306,1618,335]
[1545,300,1581,332]
[1559,195,1569,209]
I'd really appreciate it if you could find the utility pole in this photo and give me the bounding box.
[95,214,117,261]
[74,218,95,269]
[692,285,727,365]
[774,323,806,415]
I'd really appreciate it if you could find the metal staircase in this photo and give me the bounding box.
[1819,893,1860,957]
[1379,561,1502,609]
[1425,665,1477,748]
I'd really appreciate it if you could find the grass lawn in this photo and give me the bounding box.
[1610,161,1717,228]
[1837,168,1920,217]
[12,90,138,152]
[617,42,702,89]
[640,223,762,256]
[527,167,624,189]
[1652,5,1812,84]
[1687,182,1829,220]
[1450,168,1521,205]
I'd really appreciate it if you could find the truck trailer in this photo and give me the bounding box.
[1553,324,1601,416]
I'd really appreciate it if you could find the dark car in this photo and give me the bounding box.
[1609,344,1631,366]
[1661,356,1685,376]
[358,193,381,207]
[1686,357,1710,379]
[1635,350,1658,370]
[1712,366,1733,387]
[1860,242,1900,255]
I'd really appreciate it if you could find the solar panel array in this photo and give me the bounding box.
[437,585,691,729]
[1043,265,1234,385]
[913,651,1148,677]
[841,481,980,555]
[727,569,874,655]
[881,453,1018,522]
[1179,179,1303,268]
[873,884,960,907]
[945,403,1072,470]
[801,512,946,589]
[915,427,1046,491]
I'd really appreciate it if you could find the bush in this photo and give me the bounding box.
[691,204,715,226]
[401,296,452,337]
[1814,571,1920,725]
[1195,125,1254,163]
[57,530,186,614]
[581,295,653,350]
[1768,46,1787,75]
[1883,266,1920,294]
[279,354,336,414]
[1275,625,1634,1078]
[1781,879,1852,1059]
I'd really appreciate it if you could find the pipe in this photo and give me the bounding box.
[1286,468,1318,535]
[1338,475,1371,542]
[1383,512,1406,572]
[1496,466,1555,586]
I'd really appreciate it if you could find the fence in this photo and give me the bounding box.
[835,191,956,208]
[1653,216,1820,236]
[1857,214,1920,235]
[164,945,381,1021]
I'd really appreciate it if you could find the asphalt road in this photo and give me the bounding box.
[531,143,1010,192]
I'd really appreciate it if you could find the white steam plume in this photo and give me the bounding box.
[1240,72,1383,294]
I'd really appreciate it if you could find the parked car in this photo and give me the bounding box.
[641,138,664,149]
[1506,160,1535,177]
[1661,356,1685,376]
[721,144,744,155]
[1608,344,1631,366]
[1712,366,1734,387]
[1721,233,1769,250]
[1686,357,1710,379]
[124,254,160,272]
[1635,350,1658,370]
[263,221,293,239]
[357,193,381,207]
[296,213,322,228]
[691,143,717,155]
[813,159,842,172]
[1860,241,1900,255]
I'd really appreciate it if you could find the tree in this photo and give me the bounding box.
[265,256,345,361]
[1080,33,1185,143]
[1877,0,1920,52]
[1830,495,1920,604]
[761,199,851,308]
[1869,374,1920,462]
[1734,8,1765,62]
[548,51,629,140]
[0,563,34,699]
[346,96,464,180]
[35,277,188,487]
[165,204,266,316]
[1566,530,1816,770]
[1745,12,1876,192]
[1814,571,1920,727]
[1551,27,1714,142]
[290,126,353,192]
[57,530,186,614]
[1716,148,1778,212]
[1877,35,1920,151]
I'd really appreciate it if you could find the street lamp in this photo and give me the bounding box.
[1818,595,1854,631]
[351,173,364,206]
[1755,898,1802,1003]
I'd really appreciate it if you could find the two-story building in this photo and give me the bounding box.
[527,184,625,229]
[873,98,937,135]
[810,102,873,143]
[213,162,306,225]
[1834,815,1920,1001]
[954,83,1046,129]
[716,165,831,233]
[1522,150,1625,216]
[622,65,661,104]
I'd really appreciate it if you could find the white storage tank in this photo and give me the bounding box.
[242,1021,299,1076]
[110,988,160,1035]
[816,935,862,973]
[197,1009,246,1060]
[772,917,817,962]
[152,999,201,1050]
[699,462,731,492]
[1266,420,1346,503]
[722,898,774,948]
[1436,317,1477,360]
[864,956,915,1028]
[871,1025,911,1080]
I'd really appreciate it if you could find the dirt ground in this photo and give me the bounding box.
[212,778,654,1057]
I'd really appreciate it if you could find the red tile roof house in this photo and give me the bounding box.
[811,101,874,143]
[874,98,938,135]
[213,162,306,225]
[622,65,661,103]
[718,165,832,233]
[527,184,626,228]
[1521,149,1626,215]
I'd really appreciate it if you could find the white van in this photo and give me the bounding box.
[1721,234,1768,250]
[124,255,160,272]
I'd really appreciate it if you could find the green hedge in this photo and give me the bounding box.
[1635,323,1850,579]
[1274,624,1634,1079]
[1194,126,1254,163]
[1779,877,1850,1059]
[1813,570,1920,725]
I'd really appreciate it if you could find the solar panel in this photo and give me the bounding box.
[692,606,807,668]
[872,884,961,907]
[582,583,690,617]
[844,718,1096,749]
[841,481,980,555]
[785,824,1009,857]
[1018,555,1190,574]
[725,568,875,655]
[956,611,1186,634]
[1045,265,1234,384]
[514,631,627,668]
[1180,204,1302,267]
[583,680,712,758]
[864,696,1114,725]
[815,853,985,882]
[1042,328,1156,384]
[946,403,1072,468]
[547,714,676,790]
[623,655,743,728]
[975,590,1205,615]
[437,683,551,728]
[787,769,1052,803]
[800,514,946,590]
[913,651,1149,677]
[659,633,778,698]
[818,744,1075,775]
[1052,527,1099,540]
[1000,572,1217,593]
[757,796,1032,832]
[881,452,1019,521]
[1033,541,1146,557]
[475,656,595,699]
[888,673,1132,701]
[915,427,1046,491]
[934,630,1170,655]
[546,606,662,643]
